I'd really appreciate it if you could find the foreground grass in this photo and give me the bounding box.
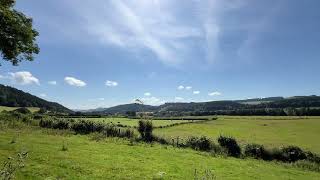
[155,116,320,153]
[0,127,319,179]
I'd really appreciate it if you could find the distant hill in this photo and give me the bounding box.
[0,84,72,113]
[97,103,157,114]
[85,95,320,116]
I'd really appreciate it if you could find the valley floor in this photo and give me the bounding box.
[1,126,319,179]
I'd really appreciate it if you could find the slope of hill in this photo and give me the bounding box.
[87,95,320,116]
[0,84,72,113]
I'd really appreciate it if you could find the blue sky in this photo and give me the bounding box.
[1,0,320,109]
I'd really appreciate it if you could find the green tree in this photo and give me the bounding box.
[0,0,39,65]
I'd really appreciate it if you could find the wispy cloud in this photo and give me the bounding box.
[140,96,165,106]
[105,80,118,87]
[208,91,221,96]
[193,91,200,95]
[48,81,57,85]
[64,77,86,87]
[177,85,184,90]
[144,92,151,96]
[8,71,40,85]
[175,97,184,101]
[66,0,238,67]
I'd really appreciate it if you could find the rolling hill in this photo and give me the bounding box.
[0,84,72,113]
[86,96,320,116]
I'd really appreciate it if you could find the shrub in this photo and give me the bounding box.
[217,136,241,157]
[39,118,54,128]
[52,119,69,129]
[305,151,320,164]
[272,146,307,162]
[71,120,105,134]
[244,144,271,160]
[13,107,31,114]
[186,136,212,151]
[138,120,154,142]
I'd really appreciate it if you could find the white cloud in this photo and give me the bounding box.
[39,93,47,98]
[9,71,40,85]
[185,86,192,90]
[48,81,57,85]
[72,0,213,67]
[144,92,151,96]
[105,80,118,87]
[178,85,184,90]
[140,96,165,106]
[175,97,184,101]
[208,91,222,96]
[193,91,200,95]
[64,77,86,87]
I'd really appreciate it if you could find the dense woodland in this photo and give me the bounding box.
[0,84,71,113]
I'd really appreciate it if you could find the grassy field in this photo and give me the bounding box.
[0,106,40,113]
[75,117,192,127]
[0,126,319,179]
[154,116,320,153]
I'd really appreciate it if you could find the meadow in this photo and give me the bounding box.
[154,116,320,153]
[1,114,320,179]
[72,117,195,128]
[70,116,320,152]
[0,126,319,179]
[0,106,40,113]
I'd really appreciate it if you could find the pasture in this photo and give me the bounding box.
[0,126,319,179]
[73,117,194,127]
[0,106,40,113]
[154,116,320,153]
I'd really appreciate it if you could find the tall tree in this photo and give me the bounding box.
[0,0,39,65]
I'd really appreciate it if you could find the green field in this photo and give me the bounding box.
[76,117,192,127]
[0,106,40,113]
[154,116,320,153]
[0,126,319,179]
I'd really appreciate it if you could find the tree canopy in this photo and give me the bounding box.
[0,0,39,65]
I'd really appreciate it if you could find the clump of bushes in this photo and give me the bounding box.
[272,146,307,162]
[71,120,105,134]
[186,136,213,151]
[13,107,31,114]
[244,144,271,160]
[138,120,154,142]
[217,136,241,157]
[38,117,134,139]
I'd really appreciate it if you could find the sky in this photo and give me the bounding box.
[0,0,320,110]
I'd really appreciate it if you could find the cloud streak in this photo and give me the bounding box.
[105,80,118,87]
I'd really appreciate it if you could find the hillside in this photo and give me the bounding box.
[0,84,72,113]
[87,96,320,116]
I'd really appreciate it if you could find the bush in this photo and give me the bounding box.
[305,151,320,164]
[186,136,212,151]
[138,120,154,142]
[71,120,105,134]
[39,118,54,128]
[217,136,241,157]
[244,144,271,160]
[13,107,31,114]
[52,119,69,129]
[272,146,307,162]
